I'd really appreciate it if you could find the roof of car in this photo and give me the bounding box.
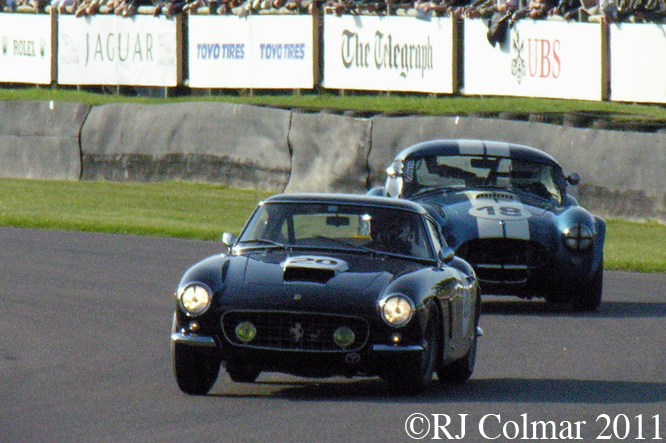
[394,139,560,167]
[262,193,429,214]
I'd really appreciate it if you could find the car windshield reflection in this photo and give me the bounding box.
[237,202,436,261]
[402,154,564,204]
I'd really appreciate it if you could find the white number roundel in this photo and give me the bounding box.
[468,203,532,220]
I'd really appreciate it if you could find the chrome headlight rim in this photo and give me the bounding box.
[563,223,595,252]
[178,282,212,317]
[379,293,415,328]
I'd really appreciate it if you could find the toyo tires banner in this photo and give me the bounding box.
[322,15,456,93]
[188,15,315,89]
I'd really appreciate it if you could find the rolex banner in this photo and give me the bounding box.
[0,13,54,85]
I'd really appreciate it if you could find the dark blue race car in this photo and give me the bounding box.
[171,193,481,395]
[371,139,605,311]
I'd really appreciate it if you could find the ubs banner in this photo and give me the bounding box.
[57,15,180,86]
[610,23,666,104]
[188,15,314,89]
[322,15,455,93]
[0,13,54,84]
[463,19,604,101]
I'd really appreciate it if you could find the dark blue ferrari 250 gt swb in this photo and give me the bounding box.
[171,193,481,395]
[372,139,605,312]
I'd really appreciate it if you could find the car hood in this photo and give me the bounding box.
[413,188,559,248]
[219,251,420,315]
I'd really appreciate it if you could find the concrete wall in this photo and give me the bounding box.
[80,102,293,191]
[1,100,665,222]
[0,101,90,180]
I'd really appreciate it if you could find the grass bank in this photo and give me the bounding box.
[4,87,666,125]
[0,178,662,273]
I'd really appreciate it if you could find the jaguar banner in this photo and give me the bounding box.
[57,15,181,86]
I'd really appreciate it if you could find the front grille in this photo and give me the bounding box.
[475,192,515,202]
[222,311,370,352]
[457,238,548,284]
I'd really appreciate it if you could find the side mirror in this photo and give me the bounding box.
[222,232,236,248]
[439,247,455,264]
[566,172,580,186]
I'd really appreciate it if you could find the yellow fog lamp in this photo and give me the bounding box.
[235,321,257,343]
[333,326,355,349]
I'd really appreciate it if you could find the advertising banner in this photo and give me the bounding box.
[57,15,180,86]
[463,19,604,101]
[322,15,455,93]
[188,15,314,89]
[0,13,54,85]
[610,23,666,104]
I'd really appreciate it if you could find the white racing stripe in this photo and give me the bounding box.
[466,191,531,240]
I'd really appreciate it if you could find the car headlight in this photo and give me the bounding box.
[380,294,414,327]
[564,224,594,251]
[178,283,212,317]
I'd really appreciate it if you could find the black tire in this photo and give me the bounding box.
[385,305,440,395]
[226,362,261,383]
[570,264,603,312]
[172,342,221,395]
[437,297,479,384]
[171,314,221,395]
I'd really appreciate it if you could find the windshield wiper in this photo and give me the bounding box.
[312,236,375,254]
[410,185,460,198]
[237,238,287,249]
[505,186,556,204]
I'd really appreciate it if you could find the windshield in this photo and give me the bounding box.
[402,155,565,204]
[238,202,435,260]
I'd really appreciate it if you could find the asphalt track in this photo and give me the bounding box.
[1,227,665,443]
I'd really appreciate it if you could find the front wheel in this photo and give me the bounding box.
[384,306,440,395]
[226,362,261,383]
[570,264,603,312]
[171,314,221,395]
[172,343,221,395]
[437,296,479,384]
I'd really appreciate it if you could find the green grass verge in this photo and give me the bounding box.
[0,178,663,273]
[605,219,666,273]
[5,86,666,124]
[0,178,272,241]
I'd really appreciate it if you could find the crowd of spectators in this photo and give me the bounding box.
[0,0,663,23]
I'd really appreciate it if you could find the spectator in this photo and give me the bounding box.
[549,0,582,20]
[75,0,101,15]
[182,0,204,12]
[51,0,79,12]
[114,0,152,16]
[1,0,19,9]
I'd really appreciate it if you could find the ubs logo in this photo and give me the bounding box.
[511,30,526,84]
[510,29,562,83]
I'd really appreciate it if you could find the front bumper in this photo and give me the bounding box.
[171,330,427,377]
[171,332,217,348]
